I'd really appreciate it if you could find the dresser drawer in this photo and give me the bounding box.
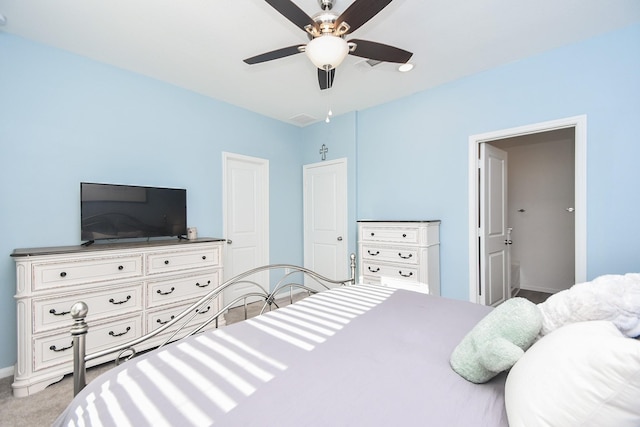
[32,255,143,291]
[33,283,143,333]
[360,225,421,245]
[146,246,221,275]
[147,271,220,308]
[147,301,219,335]
[361,261,419,282]
[361,275,381,285]
[33,315,142,372]
[361,245,418,265]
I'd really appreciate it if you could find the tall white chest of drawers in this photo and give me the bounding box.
[11,238,224,397]
[358,221,441,295]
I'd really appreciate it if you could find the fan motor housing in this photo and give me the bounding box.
[308,10,350,38]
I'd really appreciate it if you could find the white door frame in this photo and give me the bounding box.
[468,115,587,303]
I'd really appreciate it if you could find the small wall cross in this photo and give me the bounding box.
[319,144,328,161]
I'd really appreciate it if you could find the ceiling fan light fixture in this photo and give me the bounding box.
[305,35,349,70]
[398,63,414,72]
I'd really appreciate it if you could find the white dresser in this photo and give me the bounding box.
[11,238,224,397]
[358,221,440,295]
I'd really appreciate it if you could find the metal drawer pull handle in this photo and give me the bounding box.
[109,295,132,305]
[370,232,375,236]
[49,308,70,316]
[402,233,407,238]
[118,265,124,270]
[368,266,380,273]
[398,271,413,278]
[157,315,175,325]
[202,256,207,260]
[109,326,131,337]
[164,260,170,265]
[398,253,413,259]
[195,280,211,288]
[50,342,73,352]
[196,306,211,315]
[156,287,175,295]
[59,272,67,278]
[367,250,380,256]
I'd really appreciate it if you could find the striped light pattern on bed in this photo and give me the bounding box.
[61,284,395,427]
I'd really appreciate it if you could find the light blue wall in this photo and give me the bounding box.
[0,34,303,370]
[355,24,640,300]
[1,23,639,372]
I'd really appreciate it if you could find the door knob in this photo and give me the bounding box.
[226,239,233,244]
[566,208,575,213]
[337,236,343,241]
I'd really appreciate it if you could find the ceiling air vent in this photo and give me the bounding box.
[355,58,382,71]
[289,113,317,126]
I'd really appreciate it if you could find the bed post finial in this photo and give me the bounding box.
[349,253,356,286]
[70,301,89,396]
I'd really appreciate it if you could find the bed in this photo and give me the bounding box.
[53,259,640,427]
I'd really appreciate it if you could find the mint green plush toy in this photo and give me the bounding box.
[450,297,542,383]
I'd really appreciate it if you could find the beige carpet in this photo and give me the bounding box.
[0,363,112,427]
[0,294,306,426]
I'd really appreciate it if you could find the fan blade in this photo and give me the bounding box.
[244,45,304,65]
[264,0,319,33]
[335,0,393,34]
[318,68,336,90]
[348,39,412,63]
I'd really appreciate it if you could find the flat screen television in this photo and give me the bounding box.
[81,182,187,242]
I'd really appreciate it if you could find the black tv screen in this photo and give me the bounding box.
[81,182,187,242]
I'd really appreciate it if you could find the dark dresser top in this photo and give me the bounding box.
[11,237,225,257]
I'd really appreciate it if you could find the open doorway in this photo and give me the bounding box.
[468,116,587,305]
[491,128,575,298]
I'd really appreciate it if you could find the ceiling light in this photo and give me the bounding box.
[325,108,333,123]
[398,63,414,72]
[305,35,349,70]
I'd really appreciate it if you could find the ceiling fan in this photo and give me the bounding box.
[243,0,413,90]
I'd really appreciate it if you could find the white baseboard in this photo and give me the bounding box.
[0,365,14,379]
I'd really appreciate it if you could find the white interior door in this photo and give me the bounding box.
[222,152,269,306]
[480,144,509,306]
[303,158,347,283]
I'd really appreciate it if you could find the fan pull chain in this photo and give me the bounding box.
[325,67,332,123]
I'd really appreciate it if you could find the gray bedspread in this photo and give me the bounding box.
[54,284,508,426]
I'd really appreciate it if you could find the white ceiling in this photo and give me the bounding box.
[2,0,640,126]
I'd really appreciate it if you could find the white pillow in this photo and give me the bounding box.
[505,321,640,427]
